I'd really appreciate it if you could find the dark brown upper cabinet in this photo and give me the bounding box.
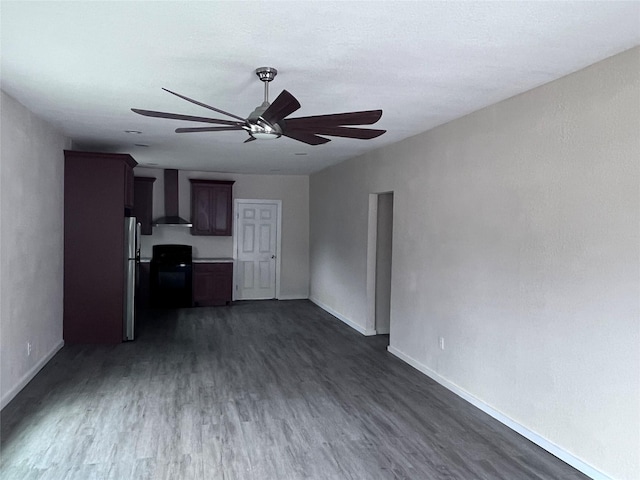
[133,177,156,235]
[190,179,235,236]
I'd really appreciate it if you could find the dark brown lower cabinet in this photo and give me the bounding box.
[193,263,233,307]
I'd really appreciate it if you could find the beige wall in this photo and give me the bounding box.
[309,48,640,479]
[134,167,310,299]
[1,91,71,408]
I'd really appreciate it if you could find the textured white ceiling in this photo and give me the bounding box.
[1,1,638,174]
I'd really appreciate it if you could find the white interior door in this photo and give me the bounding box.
[235,200,280,300]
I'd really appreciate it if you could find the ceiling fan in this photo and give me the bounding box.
[131,67,385,146]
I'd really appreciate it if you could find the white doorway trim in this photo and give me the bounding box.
[233,199,282,301]
[366,192,394,337]
[365,194,379,335]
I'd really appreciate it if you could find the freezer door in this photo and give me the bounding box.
[124,217,137,260]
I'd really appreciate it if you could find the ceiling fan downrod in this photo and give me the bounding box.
[246,67,283,139]
[255,67,277,104]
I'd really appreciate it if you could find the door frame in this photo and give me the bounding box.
[233,199,282,301]
[366,192,394,336]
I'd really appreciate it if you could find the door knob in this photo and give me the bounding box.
[271,255,276,259]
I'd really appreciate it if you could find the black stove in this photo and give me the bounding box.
[150,244,193,308]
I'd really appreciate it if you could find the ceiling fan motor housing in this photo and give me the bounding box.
[255,67,278,83]
[247,107,283,139]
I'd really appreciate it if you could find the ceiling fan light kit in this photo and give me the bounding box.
[132,67,385,146]
[251,131,280,140]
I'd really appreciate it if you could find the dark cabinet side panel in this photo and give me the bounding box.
[124,163,134,210]
[137,262,151,309]
[64,151,137,344]
[134,177,155,235]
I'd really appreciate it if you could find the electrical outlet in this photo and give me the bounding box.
[439,337,445,350]
[27,342,32,356]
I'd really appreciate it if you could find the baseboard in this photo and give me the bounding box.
[309,296,377,336]
[277,294,309,301]
[387,346,611,480]
[1,340,64,410]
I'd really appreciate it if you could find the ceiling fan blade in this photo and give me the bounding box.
[282,130,331,146]
[261,90,301,125]
[284,110,383,129]
[175,126,245,133]
[244,137,257,143]
[288,126,386,140]
[162,88,246,122]
[131,108,244,126]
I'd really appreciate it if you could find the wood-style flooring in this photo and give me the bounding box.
[1,300,588,479]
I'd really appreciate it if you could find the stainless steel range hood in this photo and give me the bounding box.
[152,169,193,227]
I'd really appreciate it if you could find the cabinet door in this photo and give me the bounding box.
[193,266,216,306]
[190,180,234,236]
[211,263,233,304]
[212,184,232,235]
[191,184,213,235]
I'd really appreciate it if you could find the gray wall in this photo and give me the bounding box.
[133,168,310,300]
[1,91,71,408]
[309,48,639,479]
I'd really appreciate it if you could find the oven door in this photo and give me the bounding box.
[150,262,193,308]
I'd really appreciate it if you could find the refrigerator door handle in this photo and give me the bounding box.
[124,259,136,341]
[136,222,142,262]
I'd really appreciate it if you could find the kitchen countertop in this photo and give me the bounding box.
[139,257,233,263]
[192,257,234,263]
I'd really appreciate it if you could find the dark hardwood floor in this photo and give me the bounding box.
[1,300,587,479]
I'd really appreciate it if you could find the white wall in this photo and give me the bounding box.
[309,47,640,480]
[1,91,71,408]
[134,167,309,299]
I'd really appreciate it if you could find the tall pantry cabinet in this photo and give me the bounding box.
[63,150,137,344]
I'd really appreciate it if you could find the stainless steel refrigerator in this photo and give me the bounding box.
[124,217,141,341]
